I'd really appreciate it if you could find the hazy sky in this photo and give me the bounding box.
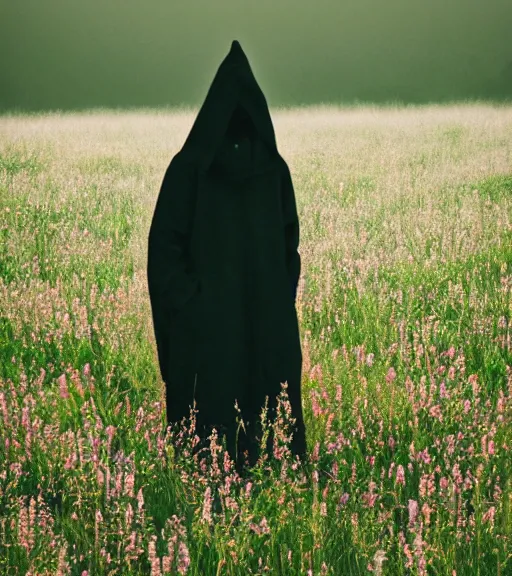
[1,0,511,111]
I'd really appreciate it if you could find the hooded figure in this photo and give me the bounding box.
[147,40,306,473]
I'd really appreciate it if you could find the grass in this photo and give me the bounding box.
[0,103,511,575]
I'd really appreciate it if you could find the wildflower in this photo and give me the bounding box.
[177,541,190,574]
[372,550,388,576]
[421,502,433,526]
[350,461,357,484]
[440,381,449,398]
[386,367,396,383]
[124,472,135,498]
[395,465,406,486]
[452,463,463,486]
[201,487,212,525]
[18,503,30,554]
[354,346,365,364]
[468,373,480,396]
[58,374,69,399]
[429,404,442,421]
[413,529,428,575]
[350,513,359,535]
[311,392,322,418]
[338,492,350,509]
[399,531,414,568]
[493,480,502,502]
[331,460,339,480]
[249,517,271,535]
[148,535,161,576]
[408,499,419,527]
[362,482,378,508]
[417,448,431,465]
[497,391,506,413]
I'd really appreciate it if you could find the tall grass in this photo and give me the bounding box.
[1,104,511,575]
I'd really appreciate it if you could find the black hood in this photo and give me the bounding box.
[180,40,279,173]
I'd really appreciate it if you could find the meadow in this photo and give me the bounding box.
[0,104,511,575]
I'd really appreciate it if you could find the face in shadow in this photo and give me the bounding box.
[225,104,256,141]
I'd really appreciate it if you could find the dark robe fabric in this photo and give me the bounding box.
[147,40,306,473]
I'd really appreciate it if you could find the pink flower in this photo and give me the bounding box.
[177,540,190,574]
[362,484,378,508]
[452,463,463,486]
[429,404,442,421]
[400,536,414,569]
[482,506,496,526]
[395,465,406,486]
[421,502,433,526]
[417,449,431,465]
[249,517,271,535]
[58,374,69,399]
[408,499,419,527]
[201,487,212,525]
[124,472,135,498]
[468,373,479,396]
[311,392,322,418]
[338,493,350,508]
[386,367,396,383]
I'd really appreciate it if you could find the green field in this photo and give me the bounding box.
[1,104,511,574]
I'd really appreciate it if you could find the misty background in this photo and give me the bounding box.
[1,0,511,113]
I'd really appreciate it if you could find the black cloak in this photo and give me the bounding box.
[147,40,306,471]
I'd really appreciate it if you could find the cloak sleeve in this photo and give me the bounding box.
[148,153,200,311]
[147,154,199,383]
[280,160,301,304]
